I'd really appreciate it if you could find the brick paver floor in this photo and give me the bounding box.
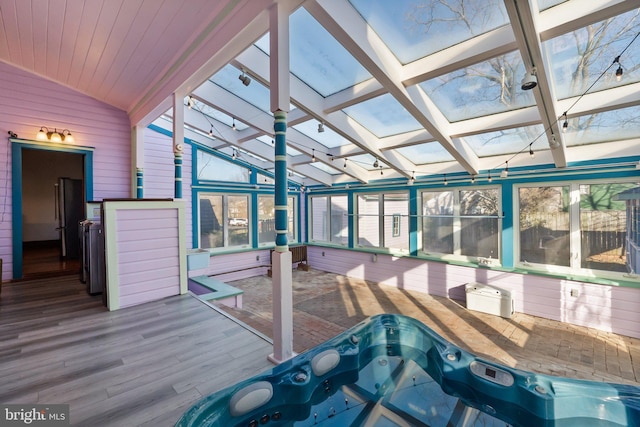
[216,268,640,385]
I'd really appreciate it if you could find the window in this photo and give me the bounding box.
[197,151,249,182]
[392,214,401,237]
[518,185,570,266]
[199,193,250,250]
[310,195,348,245]
[580,183,632,272]
[517,181,637,276]
[460,189,500,258]
[421,188,500,262]
[356,192,409,251]
[258,195,297,246]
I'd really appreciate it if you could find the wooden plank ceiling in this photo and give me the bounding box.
[0,0,267,113]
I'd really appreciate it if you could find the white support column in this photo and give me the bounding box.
[131,125,145,198]
[268,1,294,365]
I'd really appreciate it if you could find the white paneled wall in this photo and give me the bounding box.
[307,246,640,339]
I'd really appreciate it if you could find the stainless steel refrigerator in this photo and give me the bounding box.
[55,177,84,259]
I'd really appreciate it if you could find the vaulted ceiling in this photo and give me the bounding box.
[1,0,639,187]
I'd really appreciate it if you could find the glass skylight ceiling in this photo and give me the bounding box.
[175,1,640,188]
[349,0,509,64]
[461,125,546,158]
[396,142,455,165]
[543,8,640,99]
[419,51,535,122]
[342,93,422,137]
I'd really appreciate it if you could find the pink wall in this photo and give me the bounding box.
[143,128,192,248]
[114,208,181,308]
[307,246,640,339]
[0,61,131,281]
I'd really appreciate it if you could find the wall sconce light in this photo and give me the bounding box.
[37,127,74,143]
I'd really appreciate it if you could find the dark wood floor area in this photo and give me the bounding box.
[22,241,80,280]
[0,275,274,426]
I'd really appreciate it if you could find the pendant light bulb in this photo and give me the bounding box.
[443,174,448,186]
[311,149,316,162]
[500,161,509,178]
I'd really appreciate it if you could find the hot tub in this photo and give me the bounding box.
[176,314,640,426]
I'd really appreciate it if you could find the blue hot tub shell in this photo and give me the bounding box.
[176,314,640,427]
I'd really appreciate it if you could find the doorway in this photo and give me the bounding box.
[11,141,94,280]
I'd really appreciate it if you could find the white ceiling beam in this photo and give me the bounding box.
[235,44,410,179]
[504,0,566,167]
[402,26,517,87]
[323,78,387,114]
[537,0,635,40]
[308,0,481,175]
[193,80,367,183]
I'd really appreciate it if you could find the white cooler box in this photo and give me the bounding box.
[465,283,514,319]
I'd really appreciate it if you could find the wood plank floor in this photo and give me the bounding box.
[0,275,274,426]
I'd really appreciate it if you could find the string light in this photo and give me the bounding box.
[529,144,535,158]
[500,161,509,178]
[232,118,236,131]
[343,158,347,168]
[443,174,448,186]
[471,175,475,183]
[311,149,316,162]
[487,171,492,182]
[614,56,623,81]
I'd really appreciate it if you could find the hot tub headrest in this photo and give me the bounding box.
[229,381,273,417]
[311,349,341,377]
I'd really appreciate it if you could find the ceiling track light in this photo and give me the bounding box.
[500,161,509,178]
[238,69,251,86]
[318,122,325,133]
[36,126,74,143]
[521,68,537,91]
